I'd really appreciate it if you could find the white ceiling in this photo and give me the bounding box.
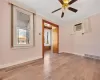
[15,0,100,26]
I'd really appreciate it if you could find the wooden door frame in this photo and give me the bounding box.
[42,19,59,58]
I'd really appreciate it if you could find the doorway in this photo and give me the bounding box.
[42,20,59,58]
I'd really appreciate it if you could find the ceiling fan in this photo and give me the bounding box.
[52,0,78,18]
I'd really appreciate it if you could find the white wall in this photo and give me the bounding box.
[60,13,100,56]
[59,26,74,53]
[0,0,43,68]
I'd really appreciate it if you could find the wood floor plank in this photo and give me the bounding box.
[0,53,100,80]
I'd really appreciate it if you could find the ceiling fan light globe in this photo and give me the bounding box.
[63,0,69,3]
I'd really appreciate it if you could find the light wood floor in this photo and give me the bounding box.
[0,53,100,80]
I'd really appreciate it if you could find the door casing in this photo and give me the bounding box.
[42,20,59,58]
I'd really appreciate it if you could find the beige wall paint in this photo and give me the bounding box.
[60,13,100,56]
[0,0,43,68]
[59,26,74,53]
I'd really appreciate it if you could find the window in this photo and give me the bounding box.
[11,5,34,48]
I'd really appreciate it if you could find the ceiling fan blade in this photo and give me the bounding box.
[61,12,64,18]
[68,7,78,13]
[52,8,62,13]
[68,0,77,5]
[58,0,64,5]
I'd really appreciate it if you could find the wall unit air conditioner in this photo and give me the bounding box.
[72,18,91,35]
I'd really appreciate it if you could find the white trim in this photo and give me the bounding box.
[9,0,36,14]
[73,53,84,56]
[13,6,34,47]
[60,52,84,56]
[0,56,42,69]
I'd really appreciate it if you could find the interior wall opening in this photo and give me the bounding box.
[42,20,59,58]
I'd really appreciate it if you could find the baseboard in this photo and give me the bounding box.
[61,52,100,60]
[73,53,84,56]
[84,54,100,60]
[61,52,84,56]
[0,56,42,70]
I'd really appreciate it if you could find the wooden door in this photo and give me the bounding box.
[52,27,59,53]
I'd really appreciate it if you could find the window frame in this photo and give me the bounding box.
[11,5,34,48]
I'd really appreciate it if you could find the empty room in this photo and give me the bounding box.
[0,0,100,80]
